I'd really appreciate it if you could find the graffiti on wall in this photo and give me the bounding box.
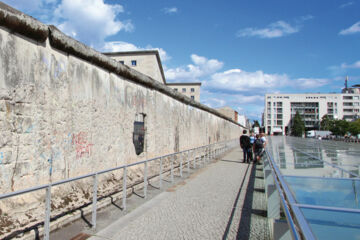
[72,132,93,159]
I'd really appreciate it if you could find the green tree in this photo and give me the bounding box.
[349,119,360,136]
[320,114,333,131]
[291,111,305,137]
[330,119,349,136]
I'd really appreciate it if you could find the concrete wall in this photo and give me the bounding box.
[0,2,243,237]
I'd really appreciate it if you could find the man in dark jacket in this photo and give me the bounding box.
[240,130,251,163]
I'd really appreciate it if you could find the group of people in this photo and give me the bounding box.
[239,130,267,164]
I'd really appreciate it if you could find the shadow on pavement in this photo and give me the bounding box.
[222,163,253,240]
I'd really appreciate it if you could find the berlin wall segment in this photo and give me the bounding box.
[0,2,243,238]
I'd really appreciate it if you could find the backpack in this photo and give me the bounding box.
[254,139,263,149]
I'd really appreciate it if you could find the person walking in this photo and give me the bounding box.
[240,130,251,163]
[249,132,256,161]
[253,134,265,164]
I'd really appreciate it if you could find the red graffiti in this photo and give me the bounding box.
[72,132,93,159]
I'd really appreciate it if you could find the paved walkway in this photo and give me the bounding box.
[84,148,269,240]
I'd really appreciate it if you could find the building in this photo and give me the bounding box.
[104,50,202,102]
[166,82,201,102]
[264,85,360,135]
[103,50,166,84]
[216,106,238,122]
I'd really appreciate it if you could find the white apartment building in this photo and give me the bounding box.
[264,87,360,135]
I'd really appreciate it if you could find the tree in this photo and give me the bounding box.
[291,111,305,137]
[320,114,333,131]
[349,119,360,137]
[330,119,349,136]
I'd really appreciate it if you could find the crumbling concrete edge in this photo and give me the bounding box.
[0,1,245,129]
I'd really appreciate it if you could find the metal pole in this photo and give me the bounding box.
[187,151,190,172]
[144,161,148,199]
[44,185,51,240]
[171,155,174,182]
[92,174,98,229]
[193,150,197,169]
[159,157,163,189]
[123,167,127,211]
[180,153,183,177]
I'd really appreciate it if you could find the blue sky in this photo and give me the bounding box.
[3,0,360,121]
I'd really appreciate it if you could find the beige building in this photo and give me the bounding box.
[104,50,202,102]
[103,50,166,84]
[166,82,201,102]
[216,106,238,122]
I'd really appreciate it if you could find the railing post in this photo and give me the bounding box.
[171,155,174,182]
[159,157,163,189]
[44,185,51,240]
[123,167,127,211]
[193,149,197,169]
[92,174,98,229]
[180,152,183,177]
[144,161,148,199]
[187,151,190,172]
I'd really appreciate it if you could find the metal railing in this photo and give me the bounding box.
[0,139,238,240]
[264,149,316,240]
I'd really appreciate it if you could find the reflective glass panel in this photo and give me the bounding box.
[300,207,360,240]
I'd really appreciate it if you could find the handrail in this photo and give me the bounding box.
[265,149,316,240]
[0,138,238,240]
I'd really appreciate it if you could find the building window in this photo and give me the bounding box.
[191,88,195,92]
[131,60,137,66]
[182,88,186,93]
[354,96,359,100]
[174,88,178,92]
[119,60,124,64]
[343,96,353,100]
[191,96,195,100]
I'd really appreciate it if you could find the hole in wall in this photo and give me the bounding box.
[133,113,146,155]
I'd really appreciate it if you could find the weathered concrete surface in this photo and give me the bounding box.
[0,2,243,238]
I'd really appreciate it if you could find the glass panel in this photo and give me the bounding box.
[285,176,360,209]
[300,207,360,240]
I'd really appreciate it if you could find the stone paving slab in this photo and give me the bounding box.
[86,148,269,240]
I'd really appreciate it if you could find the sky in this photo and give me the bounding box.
[3,0,360,121]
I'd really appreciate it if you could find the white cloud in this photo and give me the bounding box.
[237,20,299,39]
[339,21,360,35]
[341,60,360,69]
[206,69,289,92]
[340,2,354,8]
[54,0,134,47]
[163,7,178,14]
[165,54,223,81]
[201,97,226,108]
[295,78,329,89]
[299,15,314,21]
[102,41,171,62]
